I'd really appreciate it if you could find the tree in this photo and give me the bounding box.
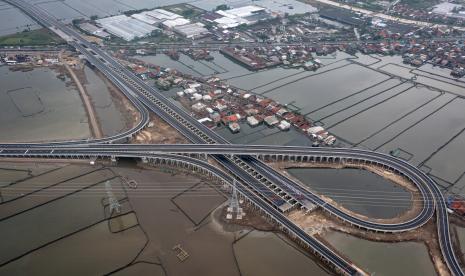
[182,8,195,18]
[90,15,98,21]
[72,19,82,26]
[215,4,229,11]
[204,21,214,30]
[150,29,162,37]
[257,32,268,41]
[236,23,248,31]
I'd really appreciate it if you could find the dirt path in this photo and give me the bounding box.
[59,51,103,139]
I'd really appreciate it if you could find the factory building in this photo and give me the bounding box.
[96,15,159,41]
[79,22,110,39]
[173,23,209,39]
[214,5,272,29]
[161,17,191,29]
[97,8,209,40]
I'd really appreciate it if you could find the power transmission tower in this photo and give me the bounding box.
[105,180,121,214]
[227,180,244,220]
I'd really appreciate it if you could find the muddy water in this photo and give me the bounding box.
[0,179,122,264]
[0,217,147,276]
[115,166,241,276]
[0,162,63,176]
[287,167,412,219]
[82,66,127,136]
[172,182,227,224]
[115,166,329,276]
[0,168,115,219]
[0,66,90,142]
[0,160,433,276]
[322,231,436,276]
[234,231,329,276]
[112,262,164,276]
[0,4,40,36]
[0,164,102,202]
[0,169,30,188]
[455,226,465,256]
[134,50,465,193]
[328,85,440,144]
[0,161,146,275]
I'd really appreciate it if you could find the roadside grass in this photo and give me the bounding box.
[0,28,64,46]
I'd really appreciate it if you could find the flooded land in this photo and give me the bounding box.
[2,1,465,270]
[129,50,463,274]
[234,231,329,276]
[0,61,136,142]
[287,167,412,219]
[453,224,465,270]
[2,47,462,274]
[322,231,437,276]
[136,50,465,195]
[79,65,134,137]
[0,66,90,142]
[0,161,329,276]
[0,1,40,36]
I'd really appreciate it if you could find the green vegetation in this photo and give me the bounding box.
[0,28,64,46]
[341,0,384,12]
[286,13,310,23]
[359,0,439,10]
[237,23,249,31]
[90,15,99,20]
[164,4,203,19]
[106,31,184,45]
[123,9,150,16]
[72,18,85,26]
[401,0,439,9]
[215,4,230,11]
[182,8,195,17]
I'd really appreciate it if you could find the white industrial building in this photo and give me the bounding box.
[214,5,271,29]
[173,22,210,39]
[79,22,110,38]
[161,18,191,28]
[130,9,183,26]
[214,16,246,29]
[218,5,266,18]
[96,15,159,41]
[97,8,209,40]
[130,13,160,25]
[146,9,181,21]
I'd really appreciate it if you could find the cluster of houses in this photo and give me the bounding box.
[0,53,59,66]
[220,46,322,71]
[174,77,336,146]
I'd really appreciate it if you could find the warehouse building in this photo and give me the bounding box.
[161,17,191,28]
[214,5,272,29]
[130,9,182,26]
[79,22,110,38]
[145,9,181,21]
[96,15,159,41]
[131,13,160,25]
[173,23,210,39]
[97,8,209,40]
